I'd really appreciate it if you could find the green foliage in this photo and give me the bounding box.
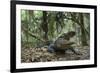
[21,10,90,48]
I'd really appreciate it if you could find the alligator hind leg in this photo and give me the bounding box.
[68,47,82,55]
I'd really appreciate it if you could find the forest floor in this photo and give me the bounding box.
[21,46,90,63]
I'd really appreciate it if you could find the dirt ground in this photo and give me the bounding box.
[21,46,90,63]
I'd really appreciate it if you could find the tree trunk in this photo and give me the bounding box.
[42,11,48,42]
[79,13,88,46]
